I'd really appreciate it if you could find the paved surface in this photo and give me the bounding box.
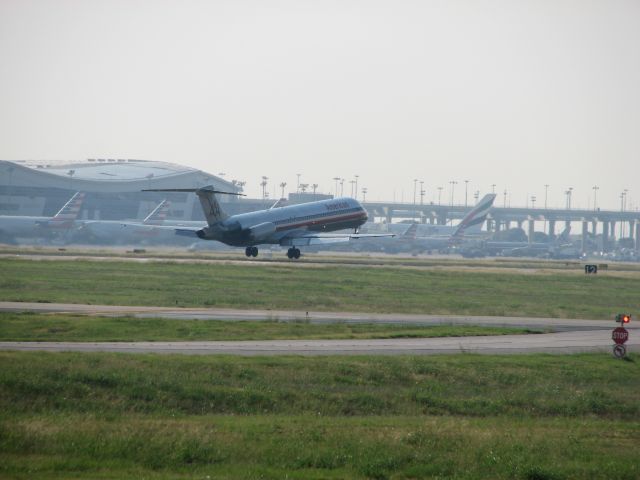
[1,301,636,356]
[0,301,616,330]
[1,330,636,356]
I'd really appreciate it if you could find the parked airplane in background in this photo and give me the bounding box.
[0,192,85,243]
[76,200,173,243]
[398,193,497,253]
[143,186,393,258]
[480,225,573,257]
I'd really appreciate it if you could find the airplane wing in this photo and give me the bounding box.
[279,232,394,247]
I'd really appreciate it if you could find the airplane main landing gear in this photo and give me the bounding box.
[245,246,258,257]
[286,247,301,259]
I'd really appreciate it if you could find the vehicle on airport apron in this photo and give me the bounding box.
[143,186,393,259]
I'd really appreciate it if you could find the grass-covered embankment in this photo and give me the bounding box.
[0,312,540,342]
[2,258,639,318]
[1,352,638,479]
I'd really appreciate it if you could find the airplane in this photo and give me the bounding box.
[75,200,175,243]
[460,224,573,258]
[143,186,394,259]
[395,193,497,253]
[0,192,85,243]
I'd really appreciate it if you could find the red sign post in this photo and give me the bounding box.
[612,314,631,358]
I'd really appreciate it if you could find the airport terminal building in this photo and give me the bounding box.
[0,159,240,221]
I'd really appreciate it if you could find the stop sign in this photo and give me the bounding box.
[612,327,629,345]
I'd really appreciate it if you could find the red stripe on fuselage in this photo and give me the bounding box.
[275,211,367,232]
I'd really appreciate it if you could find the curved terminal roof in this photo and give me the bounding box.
[11,159,199,182]
[2,159,238,193]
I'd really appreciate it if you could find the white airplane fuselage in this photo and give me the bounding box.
[0,216,75,237]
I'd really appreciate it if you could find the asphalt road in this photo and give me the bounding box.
[2,301,636,356]
[1,330,635,355]
[0,301,615,330]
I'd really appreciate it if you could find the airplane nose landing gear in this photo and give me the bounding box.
[245,246,258,257]
[286,247,301,259]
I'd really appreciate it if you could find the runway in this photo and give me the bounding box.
[1,301,636,356]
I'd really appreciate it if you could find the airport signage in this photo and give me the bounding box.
[613,344,627,359]
[612,327,629,345]
[584,264,597,274]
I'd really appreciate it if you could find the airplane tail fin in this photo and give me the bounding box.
[142,186,244,227]
[269,198,288,210]
[48,192,85,228]
[557,224,572,244]
[452,193,497,239]
[402,223,418,240]
[143,200,171,225]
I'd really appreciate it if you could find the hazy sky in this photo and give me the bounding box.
[1,0,638,209]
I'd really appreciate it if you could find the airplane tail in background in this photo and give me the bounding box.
[557,224,572,244]
[143,200,171,225]
[142,186,244,227]
[48,192,85,228]
[401,223,418,241]
[451,193,497,239]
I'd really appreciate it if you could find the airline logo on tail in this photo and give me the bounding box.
[451,193,497,240]
[47,192,85,228]
[143,200,171,225]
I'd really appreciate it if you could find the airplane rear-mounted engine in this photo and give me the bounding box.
[248,222,276,241]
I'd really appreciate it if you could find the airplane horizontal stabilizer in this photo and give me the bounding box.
[142,186,245,196]
[175,228,201,237]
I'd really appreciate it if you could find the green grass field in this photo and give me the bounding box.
[0,312,539,342]
[2,256,639,478]
[2,258,639,318]
[1,352,638,479]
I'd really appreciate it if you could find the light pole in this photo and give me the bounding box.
[296,174,301,193]
[349,180,356,197]
[449,181,457,206]
[312,184,318,197]
[333,177,340,197]
[340,179,344,196]
[419,181,424,205]
[491,184,496,194]
[413,179,418,221]
[437,186,443,205]
[354,175,359,201]
[362,187,367,202]
[565,187,573,209]
[622,189,628,237]
[280,182,287,200]
[474,190,479,202]
[261,176,268,200]
[464,180,469,207]
[592,185,599,211]
[531,196,536,209]
[620,190,626,238]
[503,189,507,208]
